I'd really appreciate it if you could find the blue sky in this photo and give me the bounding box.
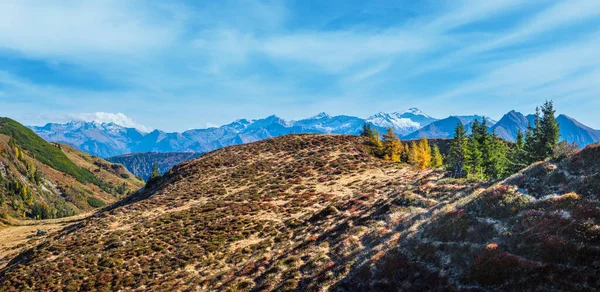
[0,0,599,131]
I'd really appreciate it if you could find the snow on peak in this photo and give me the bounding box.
[366,112,421,133]
[398,108,431,118]
[310,112,331,119]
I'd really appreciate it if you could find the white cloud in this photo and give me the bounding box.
[68,112,149,131]
[0,0,179,61]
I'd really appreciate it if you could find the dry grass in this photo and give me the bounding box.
[0,135,598,291]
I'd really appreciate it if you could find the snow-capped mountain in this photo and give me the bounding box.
[30,109,438,157]
[366,108,438,136]
[29,109,600,157]
[32,121,145,158]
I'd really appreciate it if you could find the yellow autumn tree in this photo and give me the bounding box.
[408,142,418,165]
[382,128,403,162]
[415,137,432,169]
[431,145,443,168]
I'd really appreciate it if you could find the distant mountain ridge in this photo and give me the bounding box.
[30,108,439,157]
[30,109,600,157]
[107,152,204,181]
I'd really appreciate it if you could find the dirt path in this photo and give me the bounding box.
[0,213,92,269]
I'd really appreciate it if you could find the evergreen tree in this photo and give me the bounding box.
[360,123,374,137]
[508,130,527,173]
[466,134,483,178]
[525,107,542,162]
[524,101,560,163]
[431,145,443,168]
[401,144,410,163]
[447,123,469,177]
[484,133,509,179]
[538,100,560,159]
[148,163,162,183]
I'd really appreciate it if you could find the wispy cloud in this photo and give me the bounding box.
[0,0,599,129]
[66,112,149,131]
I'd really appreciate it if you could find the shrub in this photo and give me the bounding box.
[87,196,106,208]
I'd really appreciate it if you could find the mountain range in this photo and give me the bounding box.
[30,108,600,158]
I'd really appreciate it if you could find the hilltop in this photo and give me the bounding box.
[0,118,143,220]
[0,135,598,291]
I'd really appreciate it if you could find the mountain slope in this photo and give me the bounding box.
[107,152,204,181]
[403,116,467,139]
[491,110,530,141]
[2,134,597,290]
[0,118,143,220]
[557,114,600,147]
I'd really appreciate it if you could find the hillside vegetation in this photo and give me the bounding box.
[0,134,597,291]
[0,118,143,220]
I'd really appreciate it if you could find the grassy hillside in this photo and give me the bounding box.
[0,118,143,220]
[0,118,96,184]
[0,135,597,290]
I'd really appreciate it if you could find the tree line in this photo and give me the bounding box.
[361,101,567,180]
[361,125,443,170]
[447,100,563,179]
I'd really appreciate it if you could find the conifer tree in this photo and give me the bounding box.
[508,130,527,173]
[382,128,403,162]
[408,142,418,165]
[368,129,384,157]
[148,163,162,182]
[465,120,486,178]
[431,145,443,168]
[360,123,374,137]
[484,133,508,179]
[401,144,410,163]
[415,137,432,169]
[447,123,469,177]
[538,100,560,158]
[524,101,560,163]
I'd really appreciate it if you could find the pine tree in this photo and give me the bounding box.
[382,128,403,162]
[360,123,374,137]
[484,133,509,179]
[466,133,483,178]
[431,145,443,168]
[524,101,560,163]
[148,163,162,183]
[447,123,469,177]
[401,144,410,163]
[538,100,560,159]
[508,130,527,173]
